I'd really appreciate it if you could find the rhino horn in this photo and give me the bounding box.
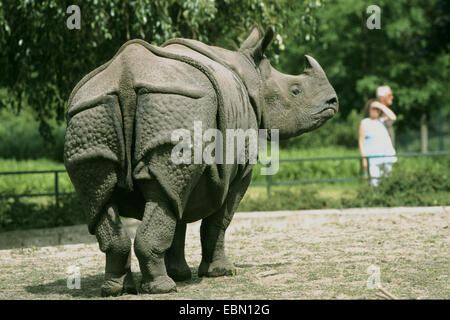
[304,55,327,78]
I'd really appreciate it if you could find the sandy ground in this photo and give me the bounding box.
[0,210,448,299]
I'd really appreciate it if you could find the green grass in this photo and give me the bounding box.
[0,151,447,202]
[0,158,73,195]
[252,146,448,183]
[0,158,65,171]
[239,182,359,212]
[0,151,448,231]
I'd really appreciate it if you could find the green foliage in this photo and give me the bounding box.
[281,109,363,149]
[239,158,449,213]
[0,156,448,231]
[252,146,361,183]
[0,0,320,140]
[343,158,450,207]
[277,0,450,133]
[252,150,449,186]
[238,186,329,212]
[0,195,85,232]
[1,154,447,201]
[1,0,448,146]
[0,158,72,195]
[2,0,450,235]
[0,107,64,161]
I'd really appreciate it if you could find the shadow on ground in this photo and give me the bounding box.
[25,268,204,298]
[0,221,139,250]
[25,273,105,298]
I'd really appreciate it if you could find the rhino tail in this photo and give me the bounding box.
[117,57,137,192]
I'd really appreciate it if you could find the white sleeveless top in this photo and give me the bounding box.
[361,118,397,166]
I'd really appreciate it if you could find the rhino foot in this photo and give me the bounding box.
[198,258,236,277]
[167,263,192,282]
[140,276,177,294]
[101,271,137,297]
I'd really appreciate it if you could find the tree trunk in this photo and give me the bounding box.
[420,113,428,153]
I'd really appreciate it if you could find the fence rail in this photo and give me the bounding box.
[1,151,449,201]
[255,151,450,197]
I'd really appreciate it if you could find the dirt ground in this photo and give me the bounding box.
[0,210,448,299]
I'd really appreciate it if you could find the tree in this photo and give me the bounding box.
[277,0,450,140]
[0,0,321,141]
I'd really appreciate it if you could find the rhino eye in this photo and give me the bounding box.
[290,86,302,96]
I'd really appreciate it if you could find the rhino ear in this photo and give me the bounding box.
[239,25,263,51]
[260,26,274,54]
[249,26,274,64]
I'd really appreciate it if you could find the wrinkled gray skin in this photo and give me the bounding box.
[64,26,338,296]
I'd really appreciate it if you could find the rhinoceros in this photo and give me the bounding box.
[64,26,338,296]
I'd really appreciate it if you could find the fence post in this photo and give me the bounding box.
[360,156,364,176]
[54,171,59,207]
[266,174,272,198]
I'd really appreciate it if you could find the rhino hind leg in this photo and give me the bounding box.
[198,172,252,277]
[165,221,192,281]
[66,160,135,296]
[95,201,136,297]
[134,179,177,294]
[198,212,236,278]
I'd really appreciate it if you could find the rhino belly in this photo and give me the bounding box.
[132,88,232,221]
[181,165,232,223]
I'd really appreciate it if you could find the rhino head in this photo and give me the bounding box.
[238,26,338,139]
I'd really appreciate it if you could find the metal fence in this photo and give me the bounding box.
[252,151,450,197]
[0,151,449,201]
[0,169,70,206]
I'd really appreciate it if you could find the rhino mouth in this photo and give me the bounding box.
[316,107,336,118]
[313,96,338,119]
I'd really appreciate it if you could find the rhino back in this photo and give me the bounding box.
[64,39,258,224]
[65,41,213,187]
[132,44,258,221]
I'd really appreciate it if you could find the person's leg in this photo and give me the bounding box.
[384,163,392,175]
[379,163,392,180]
[369,164,381,187]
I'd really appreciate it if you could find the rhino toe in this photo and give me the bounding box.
[101,271,137,297]
[140,276,177,294]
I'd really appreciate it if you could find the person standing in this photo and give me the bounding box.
[359,99,397,186]
[376,85,395,146]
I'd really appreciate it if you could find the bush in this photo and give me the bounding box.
[238,186,329,212]
[342,160,450,207]
[0,108,65,162]
[0,194,85,232]
[280,110,362,150]
[251,148,448,184]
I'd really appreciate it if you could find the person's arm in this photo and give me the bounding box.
[372,101,397,122]
[358,122,368,171]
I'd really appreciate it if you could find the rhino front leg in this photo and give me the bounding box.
[165,221,192,281]
[198,171,252,277]
[134,180,177,294]
[95,201,136,297]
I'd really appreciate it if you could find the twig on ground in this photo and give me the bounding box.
[377,285,399,300]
